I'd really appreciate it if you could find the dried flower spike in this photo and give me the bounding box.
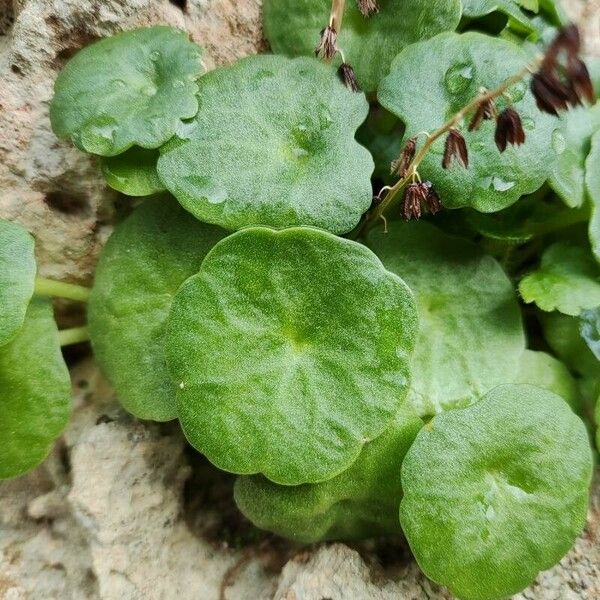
[315,26,338,61]
[402,183,427,220]
[531,25,595,114]
[338,63,361,92]
[468,97,496,131]
[495,108,526,152]
[443,128,469,169]
[391,137,417,178]
[530,71,570,115]
[422,182,442,215]
[567,57,595,105]
[357,0,379,16]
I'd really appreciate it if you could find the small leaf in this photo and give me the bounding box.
[157,55,373,234]
[263,0,461,93]
[88,196,226,421]
[519,242,600,316]
[0,220,36,347]
[367,221,525,416]
[548,104,600,208]
[400,384,592,600]
[101,147,165,196]
[379,32,557,213]
[587,129,600,262]
[514,349,580,411]
[50,26,204,156]
[166,227,418,485]
[0,299,71,479]
[234,405,423,543]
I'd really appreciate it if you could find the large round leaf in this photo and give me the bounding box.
[0,299,71,479]
[519,242,600,316]
[234,404,423,543]
[366,221,525,416]
[263,0,461,93]
[50,26,203,156]
[101,147,165,196]
[379,32,556,213]
[166,227,418,485]
[400,384,592,600]
[0,219,36,347]
[549,104,600,208]
[88,197,226,422]
[157,55,373,235]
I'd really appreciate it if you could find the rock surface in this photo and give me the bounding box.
[1,1,600,599]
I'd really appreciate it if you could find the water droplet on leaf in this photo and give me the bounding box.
[444,63,474,95]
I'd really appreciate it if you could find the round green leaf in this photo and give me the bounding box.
[263,0,461,93]
[166,227,418,485]
[88,196,226,422]
[514,349,579,410]
[0,298,71,480]
[519,242,600,316]
[461,0,548,35]
[379,32,556,213]
[234,404,423,543]
[366,221,525,416]
[157,55,373,234]
[587,129,600,262]
[50,26,204,157]
[549,104,600,208]
[0,219,36,347]
[400,384,592,600]
[101,147,165,196]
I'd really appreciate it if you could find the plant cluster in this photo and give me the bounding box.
[2,2,600,598]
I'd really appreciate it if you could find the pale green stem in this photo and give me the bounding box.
[34,277,91,302]
[58,326,90,347]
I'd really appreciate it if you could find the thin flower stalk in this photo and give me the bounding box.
[353,60,539,237]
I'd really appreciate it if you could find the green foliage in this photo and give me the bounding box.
[0,299,71,479]
[263,0,461,92]
[166,227,418,484]
[400,384,592,600]
[157,55,373,234]
[514,349,579,410]
[101,147,165,196]
[587,129,600,261]
[88,197,226,421]
[234,404,423,542]
[0,220,36,346]
[548,104,600,208]
[50,26,204,156]
[367,221,525,416]
[379,32,556,213]
[462,0,541,34]
[520,242,600,316]
[540,312,600,379]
